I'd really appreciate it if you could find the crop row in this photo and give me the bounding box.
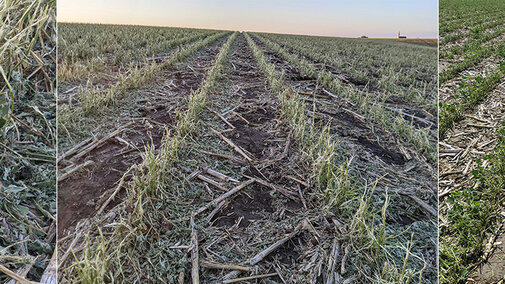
[440,36,505,86]
[59,23,217,66]
[58,31,229,134]
[439,0,505,136]
[440,10,504,35]
[246,32,429,283]
[439,51,505,136]
[439,0,505,25]
[58,32,216,82]
[441,16,505,45]
[440,22,505,60]
[439,3,502,24]
[67,32,238,282]
[58,26,220,83]
[440,127,505,283]
[252,33,436,162]
[261,33,437,112]
[439,1,505,283]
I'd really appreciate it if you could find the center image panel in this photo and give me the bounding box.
[56,1,439,283]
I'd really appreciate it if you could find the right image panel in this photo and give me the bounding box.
[439,0,505,283]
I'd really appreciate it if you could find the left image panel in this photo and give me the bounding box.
[0,0,56,283]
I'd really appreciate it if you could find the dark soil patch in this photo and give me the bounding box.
[172,70,205,92]
[241,88,259,99]
[394,214,415,226]
[265,236,302,265]
[274,40,366,88]
[57,141,130,236]
[230,123,271,159]
[328,109,367,130]
[58,121,169,237]
[213,184,274,228]
[284,199,304,211]
[127,125,166,149]
[138,104,175,125]
[356,137,405,165]
[323,109,405,165]
[239,106,276,125]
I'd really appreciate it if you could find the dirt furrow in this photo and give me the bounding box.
[178,33,336,283]
[57,36,229,237]
[243,35,438,280]
[195,33,311,283]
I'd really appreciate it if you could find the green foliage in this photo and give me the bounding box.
[439,61,505,136]
[439,0,505,82]
[440,126,505,283]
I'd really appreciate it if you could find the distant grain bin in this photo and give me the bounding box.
[397,31,407,39]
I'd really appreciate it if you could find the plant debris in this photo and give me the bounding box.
[0,0,56,282]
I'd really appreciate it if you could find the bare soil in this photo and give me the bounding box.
[469,233,505,283]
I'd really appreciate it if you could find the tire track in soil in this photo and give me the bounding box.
[57,36,229,237]
[192,34,317,283]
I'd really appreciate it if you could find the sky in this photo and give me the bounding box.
[58,0,438,38]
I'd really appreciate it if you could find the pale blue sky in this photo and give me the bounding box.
[58,0,437,38]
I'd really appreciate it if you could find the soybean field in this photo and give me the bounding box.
[439,0,505,283]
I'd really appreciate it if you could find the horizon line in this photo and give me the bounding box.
[58,21,436,39]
